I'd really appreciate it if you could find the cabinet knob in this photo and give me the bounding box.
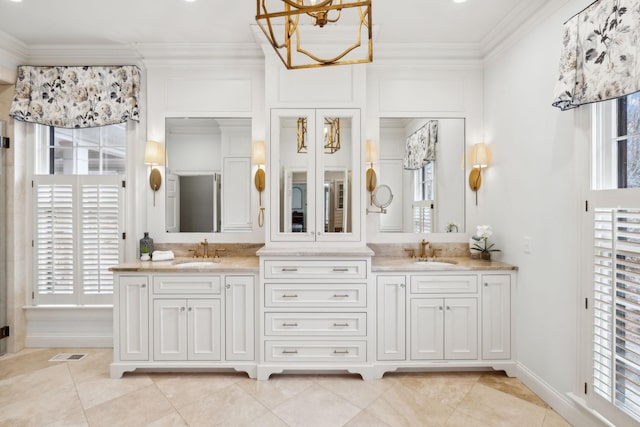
[446,306,451,310]
[188,307,193,312]
[226,284,231,289]
[439,306,443,310]
[141,284,146,288]
[399,284,405,288]
[484,283,488,287]
[180,307,186,312]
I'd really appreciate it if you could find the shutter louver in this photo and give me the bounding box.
[35,184,74,297]
[592,208,640,420]
[81,184,119,296]
[413,201,433,233]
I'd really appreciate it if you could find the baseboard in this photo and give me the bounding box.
[25,335,112,348]
[517,362,613,427]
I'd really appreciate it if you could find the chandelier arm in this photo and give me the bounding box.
[281,0,335,10]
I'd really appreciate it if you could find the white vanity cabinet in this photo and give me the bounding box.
[118,275,149,361]
[374,270,515,377]
[111,272,256,379]
[257,251,374,380]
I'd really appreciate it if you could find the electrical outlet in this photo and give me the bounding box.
[523,236,532,254]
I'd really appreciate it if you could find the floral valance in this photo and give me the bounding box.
[552,0,640,111]
[9,65,140,128]
[403,120,438,170]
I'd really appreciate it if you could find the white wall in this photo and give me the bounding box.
[483,0,587,401]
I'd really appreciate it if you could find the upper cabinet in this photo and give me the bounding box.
[269,108,362,244]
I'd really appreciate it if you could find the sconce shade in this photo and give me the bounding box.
[144,140,165,165]
[365,139,378,164]
[470,143,490,168]
[252,140,266,165]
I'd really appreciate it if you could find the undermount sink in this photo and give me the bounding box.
[172,260,220,267]
[413,260,457,267]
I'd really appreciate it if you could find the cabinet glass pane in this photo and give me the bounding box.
[322,115,352,234]
[279,114,311,233]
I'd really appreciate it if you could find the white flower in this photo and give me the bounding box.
[475,225,493,240]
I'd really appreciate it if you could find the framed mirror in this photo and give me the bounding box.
[165,117,252,233]
[377,117,465,233]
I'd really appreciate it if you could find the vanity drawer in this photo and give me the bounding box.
[410,275,478,294]
[265,313,366,336]
[263,260,367,279]
[264,284,366,308]
[153,275,222,294]
[265,340,366,362]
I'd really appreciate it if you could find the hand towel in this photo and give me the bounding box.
[152,250,175,261]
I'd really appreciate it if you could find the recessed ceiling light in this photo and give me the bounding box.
[9,0,23,3]
[453,0,468,3]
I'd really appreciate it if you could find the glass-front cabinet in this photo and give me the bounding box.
[269,108,361,243]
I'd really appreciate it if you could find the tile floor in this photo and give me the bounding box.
[0,348,572,427]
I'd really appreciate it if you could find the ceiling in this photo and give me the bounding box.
[0,0,552,58]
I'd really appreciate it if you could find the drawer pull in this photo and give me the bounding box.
[281,268,298,272]
[333,294,350,298]
[333,322,350,327]
[282,322,299,327]
[282,349,299,354]
[282,294,299,298]
[333,349,350,355]
[332,268,349,272]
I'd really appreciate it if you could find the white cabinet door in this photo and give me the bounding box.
[270,108,361,243]
[410,298,443,360]
[154,299,187,361]
[444,298,478,360]
[481,274,511,360]
[377,276,406,361]
[118,276,149,361]
[188,299,222,361]
[225,276,255,361]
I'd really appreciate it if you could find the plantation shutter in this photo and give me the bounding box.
[80,177,122,304]
[35,177,75,304]
[34,175,123,305]
[590,207,640,423]
[413,201,434,233]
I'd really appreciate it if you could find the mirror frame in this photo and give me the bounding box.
[146,114,262,244]
[367,115,468,243]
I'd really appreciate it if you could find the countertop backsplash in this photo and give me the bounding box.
[154,243,263,258]
[368,242,470,258]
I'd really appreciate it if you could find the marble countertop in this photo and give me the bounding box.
[372,256,517,272]
[110,256,259,273]
[256,246,375,257]
[111,255,516,273]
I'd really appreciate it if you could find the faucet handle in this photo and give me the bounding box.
[404,248,416,259]
[213,248,227,259]
[433,248,443,258]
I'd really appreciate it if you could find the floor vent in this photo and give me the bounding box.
[49,353,88,362]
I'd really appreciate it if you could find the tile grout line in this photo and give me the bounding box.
[65,361,91,426]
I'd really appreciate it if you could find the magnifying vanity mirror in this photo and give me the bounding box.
[165,117,252,233]
[367,184,393,214]
[377,117,465,233]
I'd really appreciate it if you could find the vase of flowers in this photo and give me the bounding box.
[470,225,500,261]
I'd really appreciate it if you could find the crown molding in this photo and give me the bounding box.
[24,44,144,67]
[482,0,570,60]
[0,29,27,70]
[373,42,485,64]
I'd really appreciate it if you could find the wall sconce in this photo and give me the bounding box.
[144,140,165,207]
[469,143,490,206]
[253,140,266,227]
[365,139,378,205]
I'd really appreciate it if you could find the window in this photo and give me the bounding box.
[413,162,434,233]
[33,124,126,305]
[587,94,640,425]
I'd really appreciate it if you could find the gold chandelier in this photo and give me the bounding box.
[297,117,341,154]
[255,0,373,70]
